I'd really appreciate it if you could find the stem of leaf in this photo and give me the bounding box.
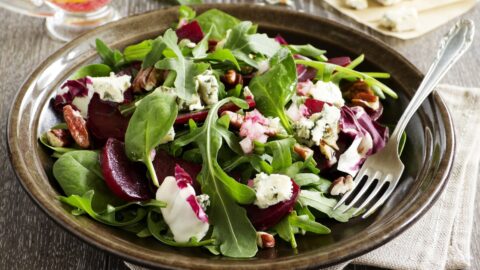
[146,156,159,187]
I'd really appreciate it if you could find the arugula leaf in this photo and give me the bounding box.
[123,40,153,62]
[155,29,203,101]
[249,48,297,132]
[232,50,259,69]
[248,34,281,57]
[59,190,162,226]
[298,190,358,222]
[70,64,112,80]
[95,39,124,70]
[125,90,178,187]
[195,9,240,40]
[178,5,196,21]
[192,26,213,59]
[205,49,240,70]
[147,211,215,247]
[173,98,258,257]
[265,138,295,172]
[142,37,167,68]
[293,173,331,193]
[288,44,327,61]
[53,151,122,211]
[224,21,252,51]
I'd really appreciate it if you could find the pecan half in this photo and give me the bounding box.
[63,105,90,148]
[46,129,73,148]
[329,175,354,196]
[294,144,314,160]
[256,231,275,248]
[222,69,243,89]
[343,80,380,110]
[132,67,159,93]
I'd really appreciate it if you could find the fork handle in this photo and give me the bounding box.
[391,20,475,143]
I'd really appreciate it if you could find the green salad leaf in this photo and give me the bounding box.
[298,190,358,222]
[249,47,297,132]
[288,44,327,61]
[53,151,123,211]
[195,9,240,40]
[205,49,240,70]
[95,39,124,71]
[124,90,178,187]
[143,37,167,68]
[178,5,196,21]
[70,64,112,80]
[123,40,153,62]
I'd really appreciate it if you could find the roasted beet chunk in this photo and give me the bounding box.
[100,138,152,201]
[176,21,204,43]
[153,150,202,192]
[87,94,130,142]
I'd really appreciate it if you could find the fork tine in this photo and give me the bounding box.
[362,179,399,218]
[333,168,368,210]
[341,171,381,213]
[352,174,391,216]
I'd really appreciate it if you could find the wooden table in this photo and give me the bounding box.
[0,1,478,269]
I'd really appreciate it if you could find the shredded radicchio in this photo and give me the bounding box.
[54,77,91,111]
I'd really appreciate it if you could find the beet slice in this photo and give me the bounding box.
[328,56,352,67]
[100,138,152,201]
[175,99,256,125]
[304,98,326,115]
[153,150,202,192]
[246,179,300,230]
[87,94,130,142]
[176,21,204,43]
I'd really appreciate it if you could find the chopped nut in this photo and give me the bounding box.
[329,175,354,196]
[256,231,275,248]
[343,80,380,111]
[63,105,90,149]
[222,69,243,88]
[132,67,159,93]
[221,111,244,128]
[319,142,337,162]
[46,129,72,148]
[294,144,313,160]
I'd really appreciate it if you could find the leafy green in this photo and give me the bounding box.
[123,40,153,62]
[155,29,204,102]
[53,151,122,210]
[288,44,327,61]
[142,37,167,68]
[70,64,112,80]
[224,21,252,51]
[195,9,240,40]
[147,211,215,247]
[172,98,257,257]
[178,5,196,21]
[205,49,240,70]
[39,129,77,157]
[95,39,124,70]
[59,190,159,226]
[124,90,178,187]
[248,34,281,57]
[249,48,297,132]
[298,190,358,222]
[192,26,213,58]
[264,138,295,171]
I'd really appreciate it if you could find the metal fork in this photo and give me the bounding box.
[333,20,475,218]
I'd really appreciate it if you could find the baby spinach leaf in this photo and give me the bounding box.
[248,34,281,57]
[59,190,152,227]
[224,21,252,52]
[195,9,240,40]
[173,98,258,258]
[123,40,153,62]
[288,44,327,61]
[142,37,167,68]
[155,29,203,102]
[147,211,215,247]
[205,49,240,70]
[265,138,295,172]
[70,64,112,80]
[249,48,297,132]
[53,151,122,211]
[293,173,331,193]
[125,90,178,187]
[95,39,124,70]
[298,190,358,222]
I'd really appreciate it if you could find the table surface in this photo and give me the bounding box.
[0,1,478,269]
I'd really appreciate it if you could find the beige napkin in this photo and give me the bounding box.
[125,84,480,270]
[323,0,477,39]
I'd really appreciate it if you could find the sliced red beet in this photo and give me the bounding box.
[87,94,130,142]
[175,98,256,125]
[274,34,288,45]
[246,179,300,230]
[328,56,352,67]
[100,138,152,201]
[153,150,202,192]
[304,98,326,115]
[176,21,204,43]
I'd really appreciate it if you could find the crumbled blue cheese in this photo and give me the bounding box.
[196,194,210,212]
[158,127,175,145]
[253,173,293,209]
[195,70,219,106]
[308,81,345,107]
[376,0,402,6]
[380,7,418,32]
[293,117,315,145]
[345,0,368,10]
[294,104,341,147]
[88,73,131,103]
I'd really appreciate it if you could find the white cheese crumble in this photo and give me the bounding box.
[253,173,293,209]
[196,194,210,212]
[294,104,341,147]
[308,81,345,107]
[158,127,175,145]
[376,0,402,6]
[345,0,368,10]
[156,176,209,243]
[380,7,418,32]
[195,70,219,106]
[88,73,131,103]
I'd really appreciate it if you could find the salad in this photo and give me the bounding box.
[40,6,401,258]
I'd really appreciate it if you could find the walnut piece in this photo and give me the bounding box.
[329,175,354,196]
[256,231,275,248]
